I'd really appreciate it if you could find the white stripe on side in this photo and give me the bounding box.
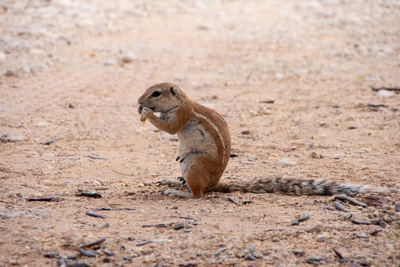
[194,112,226,162]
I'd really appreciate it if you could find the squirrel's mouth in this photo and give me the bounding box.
[138,106,156,112]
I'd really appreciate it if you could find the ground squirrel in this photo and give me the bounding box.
[138,83,397,198]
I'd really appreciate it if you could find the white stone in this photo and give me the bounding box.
[92,180,102,186]
[0,133,27,142]
[278,158,297,166]
[104,60,117,66]
[376,90,395,98]
[36,121,50,127]
[20,66,31,73]
[122,52,137,63]
[0,52,5,62]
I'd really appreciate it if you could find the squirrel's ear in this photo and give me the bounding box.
[170,87,176,96]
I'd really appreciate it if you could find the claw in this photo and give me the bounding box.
[156,179,182,187]
[177,176,186,184]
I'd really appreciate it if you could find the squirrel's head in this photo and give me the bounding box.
[138,83,185,113]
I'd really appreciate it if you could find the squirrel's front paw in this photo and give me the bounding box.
[141,107,153,116]
[139,106,153,122]
[156,177,186,187]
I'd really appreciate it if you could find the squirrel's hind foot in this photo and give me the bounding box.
[163,189,193,198]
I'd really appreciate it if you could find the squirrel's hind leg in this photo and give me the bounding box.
[184,164,213,197]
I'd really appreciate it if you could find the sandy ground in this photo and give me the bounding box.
[1,0,400,266]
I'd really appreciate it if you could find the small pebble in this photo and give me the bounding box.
[174,222,185,230]
[395,204,400,213]
[351,216,371,225]
[278,158,297,167]
[103,249,115,256]
[316,234,328,242]
[306,222,325,233]
[100,223,110,228]
[20,66,30,73]
[369,229,381,236]
[9,260,18,265]
[36,121,50,127]
[376,90,395,97]
[0,52,5,62]
[169,136,178,142]
[356,233,368,239]
[122,52,137,63]
[371,219,379,225]
[92,180,102,186]
[246,245,255,252]
[385,244,395,251]
[378,221,387,228]
[292,250,305,256]
[387,211,395,216]
[31,64,47,74]
[0,133,27,142]
[245,252,257,261]
[343,213,353,220]
[373,210,380,218]
[303,201,313,206]
[104,60,117,66]
[272,237,280,242]
[310,152,321,159]
[4,70,16,77]
[78,249,96,258]
[382,216,392,223]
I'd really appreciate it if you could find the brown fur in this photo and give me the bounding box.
[138,83,397,197]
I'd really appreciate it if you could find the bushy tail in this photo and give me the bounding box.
[214,177,398,196]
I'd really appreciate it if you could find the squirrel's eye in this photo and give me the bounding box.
[151,91,161,97]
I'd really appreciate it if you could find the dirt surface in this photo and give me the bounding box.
[1,0,400,266]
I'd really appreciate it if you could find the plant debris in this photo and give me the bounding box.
[75,190,102,198]
[79,237,106,249]
[26,196,61,202]
[371,86,400,93]
[41,136,60,145]
[291,212,310,225]
[86,211,105,219]
[334,195,367,207]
